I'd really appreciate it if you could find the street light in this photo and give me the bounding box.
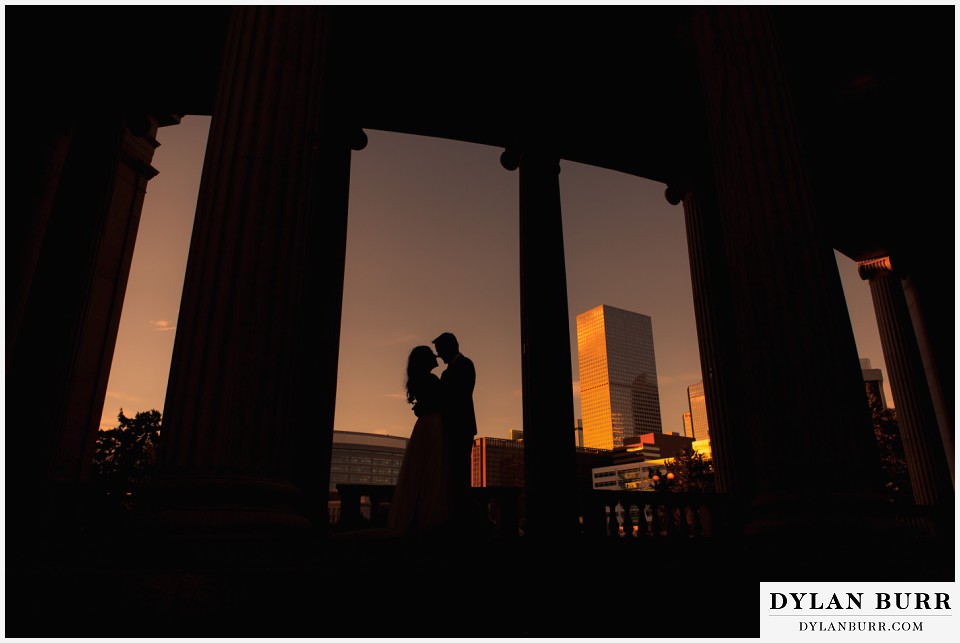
[648,468,675,491]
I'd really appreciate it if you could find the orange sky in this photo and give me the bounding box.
[100,115,893,440]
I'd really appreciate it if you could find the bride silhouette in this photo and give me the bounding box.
[387,345,453,535]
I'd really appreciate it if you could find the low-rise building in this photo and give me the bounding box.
[328,430,408,525]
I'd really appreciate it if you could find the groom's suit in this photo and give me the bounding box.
[440,353,477,496]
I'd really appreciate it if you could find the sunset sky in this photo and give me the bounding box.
[101,115,893,441]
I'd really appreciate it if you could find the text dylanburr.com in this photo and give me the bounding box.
[760,582,955,641]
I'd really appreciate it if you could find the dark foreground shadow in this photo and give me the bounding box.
[11,533,761,637]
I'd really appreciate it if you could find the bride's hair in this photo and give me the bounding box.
[405,345,436,404]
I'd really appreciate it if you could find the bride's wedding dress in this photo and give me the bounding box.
[388,374,452,535]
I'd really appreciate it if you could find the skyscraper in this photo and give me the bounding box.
[687,381,710,443]
[682,412,694,439]
[576,304,662,449]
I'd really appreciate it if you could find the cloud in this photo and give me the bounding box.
[150,320,176,332]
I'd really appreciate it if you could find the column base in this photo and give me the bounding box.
[126,476,322,566]
[742,493,953,580]
[138,476,314,531]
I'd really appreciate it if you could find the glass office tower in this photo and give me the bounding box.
[576,304,662,449]
[686,381,710,443]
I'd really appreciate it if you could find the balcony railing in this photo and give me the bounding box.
[333,484,522,537]
[333,484,952,542]
[582,490,735,538]
[334,484,734,538]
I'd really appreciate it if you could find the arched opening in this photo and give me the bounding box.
[560,161,701,443]
[335,130,521,439]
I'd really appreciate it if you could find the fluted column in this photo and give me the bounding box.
[667,177,752,497]
[8,122,74,358]
[690,7,879,500]
[159,7,358,525]
[10,115,165,493]
[51,118,166,482]
[858,257,953,506]
[900,269,955,483]
[502,149,578,537]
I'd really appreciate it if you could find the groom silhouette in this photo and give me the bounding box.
[432,332,478,525]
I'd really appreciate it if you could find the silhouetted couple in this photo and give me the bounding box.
[388,332,480,536]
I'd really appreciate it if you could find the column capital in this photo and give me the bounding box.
[349,127,368,151]
[314,126,367,151]
[500,148,520,171]
[857,255,894,280]
[664,179,691,206]
[500,148,560,174]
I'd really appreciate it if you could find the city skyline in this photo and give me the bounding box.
[101,117,895,440]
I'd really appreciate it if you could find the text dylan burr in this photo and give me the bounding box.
[770,593,951,610]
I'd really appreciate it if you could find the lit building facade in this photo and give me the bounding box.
[691,438,712,460]
[682,412,694,439]
[687,381,710,443]
[577,304,662,450]
[618,432,694,464]
[593,460,668,491]
[472,437,526,487]
[592,436,710,491]
[328,430,408,491]
[471,436,612,491]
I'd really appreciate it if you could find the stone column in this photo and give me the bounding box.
[10,115,168,509]
[501,149,579,536]
[667,177,753,497]
[900,268,955,483]
[858,257,953,506]
[690,7,879,503]
[158,7,359,528]
[8,122,74,356]
[50,117,170,483]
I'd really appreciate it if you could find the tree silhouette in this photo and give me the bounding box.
[872,407,912,500]
[92,408,161,497]
[663,447,715,493]
[864,385,912,500]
